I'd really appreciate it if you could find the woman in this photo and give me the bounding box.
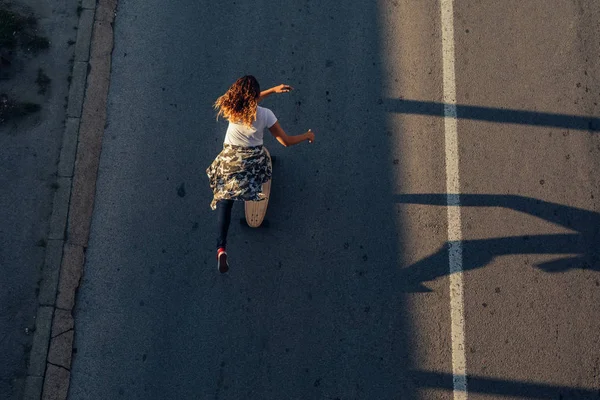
[207,75,315,273]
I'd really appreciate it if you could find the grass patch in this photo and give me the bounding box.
[0,93,41,124]
[35,68,51,94]
[0,5,49,53]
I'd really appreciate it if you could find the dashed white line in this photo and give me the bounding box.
[440,0,468,398]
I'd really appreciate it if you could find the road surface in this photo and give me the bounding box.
[69,1,600,399]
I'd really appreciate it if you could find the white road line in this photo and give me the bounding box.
[440,0,468,399]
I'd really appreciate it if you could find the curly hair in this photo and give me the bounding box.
[214,75,261,127]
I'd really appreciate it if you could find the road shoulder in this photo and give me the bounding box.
[23,0,117,399]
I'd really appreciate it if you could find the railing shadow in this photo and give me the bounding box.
[393,194,599,292]
[412,370,600,399]
[384,98,600,132]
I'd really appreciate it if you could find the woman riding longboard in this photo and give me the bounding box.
[207,75,315,273]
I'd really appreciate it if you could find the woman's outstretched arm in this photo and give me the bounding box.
[258,84,293,102]
[268,122,314,147]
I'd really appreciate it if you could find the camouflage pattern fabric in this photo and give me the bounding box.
[207,144,272,210]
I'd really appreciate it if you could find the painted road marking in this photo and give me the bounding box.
[440,0,468,398]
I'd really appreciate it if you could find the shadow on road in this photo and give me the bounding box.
[384,98,600,131]
[393,194,600,292]
[412,370,600,399]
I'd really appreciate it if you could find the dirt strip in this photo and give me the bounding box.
[23,0,117,399]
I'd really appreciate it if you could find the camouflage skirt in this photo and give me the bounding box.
[206,144,272,210]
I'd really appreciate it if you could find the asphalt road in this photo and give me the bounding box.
[69,1,600,399]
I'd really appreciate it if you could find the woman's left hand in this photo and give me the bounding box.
[273,84,293,93]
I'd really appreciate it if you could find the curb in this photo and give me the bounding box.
[22,0,117,399]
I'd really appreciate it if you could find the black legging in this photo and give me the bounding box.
[216,199,235,249]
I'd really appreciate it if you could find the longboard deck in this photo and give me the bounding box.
[244,148,271,228]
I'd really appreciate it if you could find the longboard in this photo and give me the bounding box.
[244,148,272,227]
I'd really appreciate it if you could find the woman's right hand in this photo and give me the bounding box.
[306,129,315,144]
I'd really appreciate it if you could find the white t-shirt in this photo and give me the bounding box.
[224,106,277,147]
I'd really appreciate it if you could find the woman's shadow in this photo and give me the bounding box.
[393,194,600,292]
